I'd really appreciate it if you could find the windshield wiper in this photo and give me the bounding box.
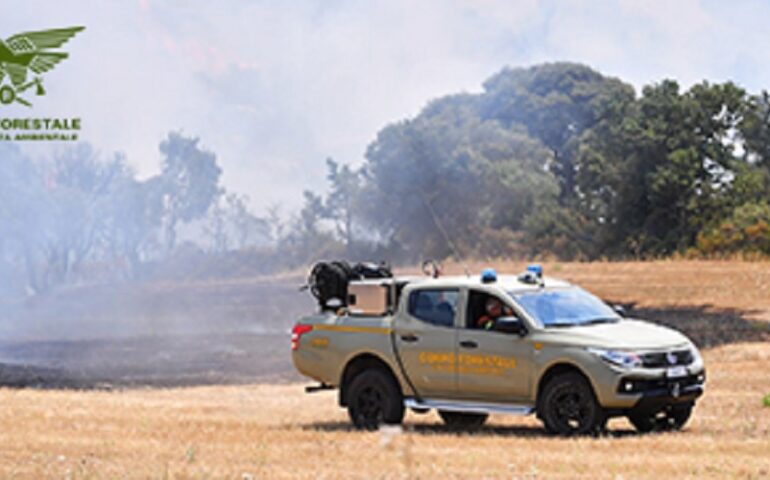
[544,317,620,328]
[578,317,620,326]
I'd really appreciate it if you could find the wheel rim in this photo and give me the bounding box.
[355,385,384,427]
[552,389,592,432]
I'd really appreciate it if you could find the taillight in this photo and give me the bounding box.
[291,324,313,351]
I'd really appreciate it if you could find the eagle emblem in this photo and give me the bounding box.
[0,26,85,107]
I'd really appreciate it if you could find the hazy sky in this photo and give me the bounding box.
[4,0,770,212]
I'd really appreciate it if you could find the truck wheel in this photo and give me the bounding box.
[539,373,606,436]
[438,411,488,430]
[628,404,693,433]
[347,369,404,430]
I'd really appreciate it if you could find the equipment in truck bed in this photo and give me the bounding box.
[306,261,393,310]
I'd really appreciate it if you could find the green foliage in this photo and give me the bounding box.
[299,62,770,261]
[481,63,635,205]
[569,79,750,257]
[764,394,770,408]
[361,93,558,260]
[696,202,770,255]
[741,91,770,168]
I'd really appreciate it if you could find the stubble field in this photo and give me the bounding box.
[1,260,769,478]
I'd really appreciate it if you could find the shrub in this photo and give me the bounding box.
[696,202,770,256]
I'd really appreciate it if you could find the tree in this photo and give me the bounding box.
[0,143,46,292]
[204,192,270,252]
[481,63,635,205]
[298,190,326,239]
[741,90,770,168]
[362,96,485,259]
[324,158,361,252]
[204,191,229,253]
[0,143,152,291]
[42,145,130,283]
[569,80,749,257]
[227,193,270,250]
[362,94,558,259]
[158,132,222,252]
[102,174,164,276]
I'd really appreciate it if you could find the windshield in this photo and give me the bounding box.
[510,287,619,327]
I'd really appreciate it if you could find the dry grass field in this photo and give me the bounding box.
[1,343,768,479]
[1,260,769,479]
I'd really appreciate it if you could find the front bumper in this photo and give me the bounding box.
[620,373,704,411]
[610,371,705,412]
[592,361,706,409]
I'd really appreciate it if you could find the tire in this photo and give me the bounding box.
[346,368,404,430]
[539,372,606,436]
[628,403,693,433]
[438,411,488,430]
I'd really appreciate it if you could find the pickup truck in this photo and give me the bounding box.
[291,263,705,435]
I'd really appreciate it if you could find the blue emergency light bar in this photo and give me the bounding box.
[527,264,543,278]
[481,268,497,283]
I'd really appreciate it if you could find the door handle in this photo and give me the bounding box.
[459,340,478,349]
[400,333,419,343]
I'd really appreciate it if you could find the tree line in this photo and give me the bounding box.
[3,62,770,296]
[297,62,770,263]
[0,133,270,295]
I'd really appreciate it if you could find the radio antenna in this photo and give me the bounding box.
[421,193,471,277]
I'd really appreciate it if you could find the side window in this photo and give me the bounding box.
[408,289,459,327]
[467,290,519,329]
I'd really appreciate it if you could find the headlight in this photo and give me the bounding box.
[587,348,642,369]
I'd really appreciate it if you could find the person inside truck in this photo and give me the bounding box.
[476,297,513,330]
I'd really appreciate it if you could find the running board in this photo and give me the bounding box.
[404,398,534,416]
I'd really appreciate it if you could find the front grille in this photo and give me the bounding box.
[640,349,693,368]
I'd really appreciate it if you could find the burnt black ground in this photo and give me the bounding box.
[613,303,770,348]
[0,332,301,389]
[0,277,312,389]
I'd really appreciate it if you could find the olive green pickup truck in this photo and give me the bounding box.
[292,264,705,435]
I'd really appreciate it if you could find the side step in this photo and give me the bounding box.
[404,398,534,416]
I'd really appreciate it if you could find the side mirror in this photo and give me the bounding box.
[613,305,626,317]
[495,316,527,336]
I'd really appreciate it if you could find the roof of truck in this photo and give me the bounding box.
[385,274,572,291]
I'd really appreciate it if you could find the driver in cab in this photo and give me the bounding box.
[476,297,513,330]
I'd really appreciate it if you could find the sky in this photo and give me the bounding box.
[3,0,770,213]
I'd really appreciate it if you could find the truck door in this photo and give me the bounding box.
[392,288,459,398]
[456,290,532,402]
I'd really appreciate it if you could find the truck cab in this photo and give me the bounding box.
[292,263,706,435]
